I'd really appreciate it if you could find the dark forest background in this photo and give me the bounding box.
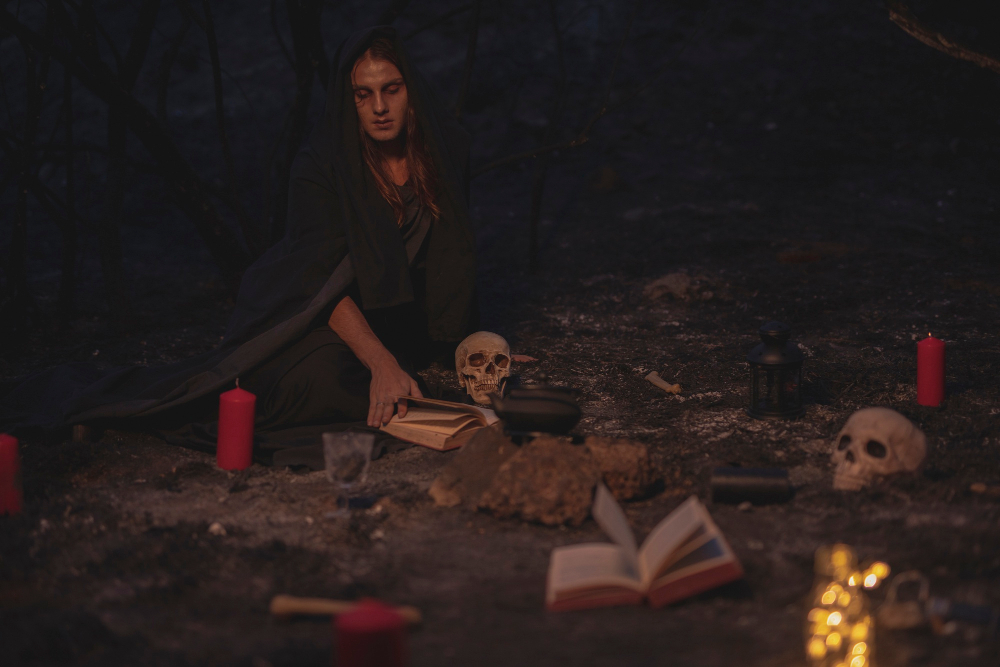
[1,0,1000,365]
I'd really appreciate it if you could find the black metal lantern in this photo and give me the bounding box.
[747,321,804,419]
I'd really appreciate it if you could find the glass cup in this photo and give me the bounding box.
[322,430,375,518]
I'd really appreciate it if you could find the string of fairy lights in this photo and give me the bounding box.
[806,544,891,667]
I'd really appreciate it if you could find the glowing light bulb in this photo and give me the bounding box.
[809,608,829,623]
[848,574,859,586]
[831,548,850,567]
[822,590,837,605]
[852,642,868,655]
[850,622,869,641]
[850,656,867,667]
[827,611,843,626]
[807,637,827,659]
[826,632,843,650]
[863,573,878,588]
[870,562,890,579]
[838,592,852,607]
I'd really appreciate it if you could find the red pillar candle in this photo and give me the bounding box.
[917,333,945,407]
[335,599,408,667]
[217,383,255,470]
[0,433,23,516]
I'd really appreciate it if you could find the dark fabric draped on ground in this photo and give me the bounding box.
[0,26,476,460]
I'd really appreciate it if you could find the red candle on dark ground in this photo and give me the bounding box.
[917,333,945,407]
[335,599,408,667]
[217,384,256,470]
[0,433,23,516]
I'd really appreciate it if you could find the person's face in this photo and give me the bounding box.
[351,56,408,143]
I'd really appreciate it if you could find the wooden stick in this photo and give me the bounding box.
[645,371,681,395]
[269,594,422,626]
[885,0,1000,76]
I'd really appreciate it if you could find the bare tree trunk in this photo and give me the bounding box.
[4,12,52,340]
[527,155,549,273]
[454,0,482,120]
[59,56,78,316]
[202,0,261,256]
[269,0,326,244]
[156,7,192,125]
[93,0,161,329]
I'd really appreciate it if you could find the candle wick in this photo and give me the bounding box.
[236,378,240,389]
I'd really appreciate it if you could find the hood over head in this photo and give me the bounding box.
[300,25,477,340]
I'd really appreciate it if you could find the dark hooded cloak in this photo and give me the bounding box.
[0,26,477,451]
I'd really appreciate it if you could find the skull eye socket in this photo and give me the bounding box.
[468,353,486,367]
[837,435,851,451]
[495,354,510,369]
[865,440,887,458]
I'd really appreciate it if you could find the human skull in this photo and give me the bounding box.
[831,408,927,490]
[455,331,511,405]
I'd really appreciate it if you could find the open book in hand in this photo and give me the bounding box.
[546,485,744,611]
[379,396,500,451]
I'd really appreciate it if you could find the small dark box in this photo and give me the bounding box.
[711,467,792,505]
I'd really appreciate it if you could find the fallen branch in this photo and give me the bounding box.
[885,0,1000,75]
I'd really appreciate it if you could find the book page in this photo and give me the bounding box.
[591,484,639,571]
[393,408,480,432]
[636,495,704,585]
[468,405,499,426]
[547,543,642,596]
[653,536,729,581]
[395,397,499,426]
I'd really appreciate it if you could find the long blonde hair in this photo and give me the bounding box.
[356,38,441,226]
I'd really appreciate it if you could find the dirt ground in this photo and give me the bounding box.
[3,1,1000,665]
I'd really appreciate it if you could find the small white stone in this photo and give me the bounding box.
[208,522,227,536]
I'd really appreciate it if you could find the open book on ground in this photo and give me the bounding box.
[379,397,500,451]
[546,485,744,611]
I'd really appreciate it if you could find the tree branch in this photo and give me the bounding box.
[270,0,295,70]
[885,0,1000,75]
[7,4,251,289]
[403,3,472,40]
[473,2,637,176]
[377,0,411,26]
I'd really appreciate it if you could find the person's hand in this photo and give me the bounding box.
[367,354,423,427]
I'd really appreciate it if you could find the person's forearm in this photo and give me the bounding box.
[327,296,395,370]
